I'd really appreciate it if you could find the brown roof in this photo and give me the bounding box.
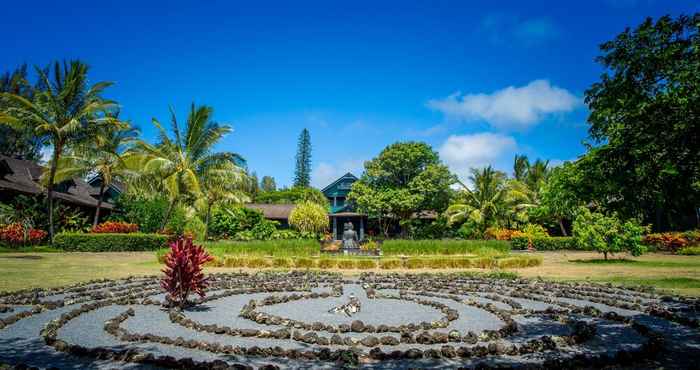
[244,203,296,219]
[0,155,112,209]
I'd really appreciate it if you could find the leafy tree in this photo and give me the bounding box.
[260,176,277,192]
[583,13,700,230]
[54,125,138,227]
[289,201,328,233]
[0,60,119,242]
[572,207,647,260]
[129,104,244,231]
[348,142,455,236]
[537,162,584,235]
[293,128,312,187]
[0,64,44,160]
[247,171,260,198]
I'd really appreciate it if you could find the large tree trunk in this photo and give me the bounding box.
[204,202,212,240]
[46,144,61,244]
[160,198,177,232]
[93,182,106,228]
[558,218,568,236]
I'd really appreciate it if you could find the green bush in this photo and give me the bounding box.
[289,201,328,234]
[677,246,700,255]
[272,257,292,268]
[208,206,266,238]
[109,194,168,233]
[317,258,337,269]
[224,256,247,268]
[382,239,510,256]
[54,232,168,252]
[246,257,271,268]
[496,255,543,268]
[356,259,377,269]
[405,258,426,269]
[336,259,357,269]
[511,236,578,250]
[573,207,648,260]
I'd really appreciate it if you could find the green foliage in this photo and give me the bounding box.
[572,207,648,260]
[582,14,700,231]
[255,187,329,208]
[379,259,403,269]
[456,222,483,239]
[54,232,167,252]
[260,176,276,192]
[109,194,168,233]
[381,239,510,256]
[0,64,43,160]
[511,236,578,250]
[678,246,700,256]
[208,206,265,238]
[294,128,312,187]
[348,141,455,236]
[401,217,454,239]
[289,201,328,233]
[535,162,583,235]
[184,216,207,241]
[520,224,549,238]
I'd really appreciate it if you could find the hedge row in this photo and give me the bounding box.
[511,236,579,251]
[54,232,168,252]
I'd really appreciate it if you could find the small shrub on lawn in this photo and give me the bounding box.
[677,246,700,256]
[484,227,525,241]
[451,257,473,268]
[272,257,292,268]
[224,256,247,268]
[294,258,316,269]
[91,221,138,234]
[379,259,403,269]
[573,207,647,260]
[355,259,377,269]
[405,258,426,269]
[317,258,337,269]
[643,231,699,253]
[246,257,271,268]
[0,223,47,246]
[54,232,168,251]
[497,255,543,268]
[161,237,213,308]
[336,259,357,269]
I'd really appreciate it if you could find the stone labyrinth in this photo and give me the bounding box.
[1,272,699,369]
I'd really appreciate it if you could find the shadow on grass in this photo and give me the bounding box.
[0,255,43,260]
[569,258,638,264]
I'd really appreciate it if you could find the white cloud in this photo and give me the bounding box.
[311,160,364,188]
[427,79,579,131]
[438,133,517,182]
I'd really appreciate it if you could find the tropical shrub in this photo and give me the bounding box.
[484,227,524,241]
[0,223,47,246]
[520,224,549,238]
[256,187,330,207]
[677,246,700,256]
[91,221,138,234]
[208,206,266,238]
[642,231,699,253]
[288,201,328,234]
[572,207,648,260]
[109,194,169,233]
[511,236,578,250]
[184,216,207,241]
[54,232,168,251]
[160,237,213,308]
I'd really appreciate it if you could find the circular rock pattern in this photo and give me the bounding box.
[0,271,699,369]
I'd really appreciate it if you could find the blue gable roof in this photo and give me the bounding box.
[322,173,358,213]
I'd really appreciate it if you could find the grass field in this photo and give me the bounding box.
[1,249,699,296]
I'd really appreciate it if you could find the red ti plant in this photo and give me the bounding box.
[160,236,213,308]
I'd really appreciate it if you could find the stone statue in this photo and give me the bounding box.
[342,222,359,250]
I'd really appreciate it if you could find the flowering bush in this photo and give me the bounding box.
[484,227,525,241]
[0,223,47,246]
[642,231,700,253]
[160,237,213,308]
[91,221,139,234]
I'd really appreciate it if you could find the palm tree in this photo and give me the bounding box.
[0,61,119,241]
[130,104,244,231]
[53,125,139,227]
[196,162,250,239]
[445,166,508,229]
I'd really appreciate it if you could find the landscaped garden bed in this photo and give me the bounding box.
[0,271,698,369]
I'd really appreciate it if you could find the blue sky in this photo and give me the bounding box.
[2,0,698,187]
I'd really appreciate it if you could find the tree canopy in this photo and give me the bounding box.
[582,13,700,231]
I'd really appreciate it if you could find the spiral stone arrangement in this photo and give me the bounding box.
[0,271,699,369]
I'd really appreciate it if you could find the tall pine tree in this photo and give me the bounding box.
[293,128,312,187]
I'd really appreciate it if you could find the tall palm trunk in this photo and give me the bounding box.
[93,182,106,227]
[46,144,62,244]
[160,198,177,232]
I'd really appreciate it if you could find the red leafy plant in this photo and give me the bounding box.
[91,221,138,234]
[0,223,47,246]
[160,236,213,308]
